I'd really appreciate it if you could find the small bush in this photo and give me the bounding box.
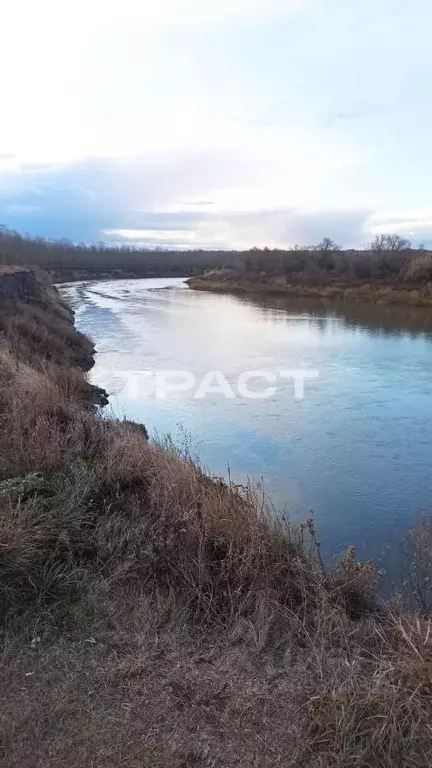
[404,253,432,282]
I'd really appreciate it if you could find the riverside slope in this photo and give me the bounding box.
[0,269,430,767]
[188,273,432,307]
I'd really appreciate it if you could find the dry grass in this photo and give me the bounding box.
[189,277,432,307]
[401,514,432,612]
[0,269,431,767]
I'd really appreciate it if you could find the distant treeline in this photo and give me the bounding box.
[227,235,432,284]
[1,226,432,283]
[0,226,233,278]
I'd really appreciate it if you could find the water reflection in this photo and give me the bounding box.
[239,292,432,339]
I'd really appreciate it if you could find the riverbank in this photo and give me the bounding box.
[188,275,432,307]
[0,269,431,767]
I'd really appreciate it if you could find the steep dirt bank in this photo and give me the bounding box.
[188,275,432,307]
[0,269,48,300]
[0,268,108,406]
[0,270,430,767]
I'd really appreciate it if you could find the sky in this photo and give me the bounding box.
[1,0,432,249]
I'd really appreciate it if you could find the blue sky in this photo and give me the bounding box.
[1,0,431,249]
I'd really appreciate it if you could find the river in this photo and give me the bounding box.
[61,276,432,568]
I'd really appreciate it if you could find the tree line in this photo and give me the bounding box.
[1,225,431,282]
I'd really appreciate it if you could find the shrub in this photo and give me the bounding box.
[404,253,432,282]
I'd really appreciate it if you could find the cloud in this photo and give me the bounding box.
[104,207,371,250]
[2,0,432,248]
[5,154,432,249]
[0,151,373,248]
[324,104,389,127]
[6,0,309,27]
[0,150,253,241]
[366,213,432,246]
[3,152,432,250]
[177,201,215,207]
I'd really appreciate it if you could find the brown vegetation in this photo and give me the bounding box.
[0,269,431,766]
[189,276,432,307]
[3,225,432,300]
[188,236,432,306]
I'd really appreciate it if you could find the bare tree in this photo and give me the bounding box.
[314,237,340,252]
[369,233,411,252]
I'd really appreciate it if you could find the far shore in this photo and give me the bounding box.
[188,276,432,308]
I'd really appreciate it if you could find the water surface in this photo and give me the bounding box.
[61,277,432,566]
